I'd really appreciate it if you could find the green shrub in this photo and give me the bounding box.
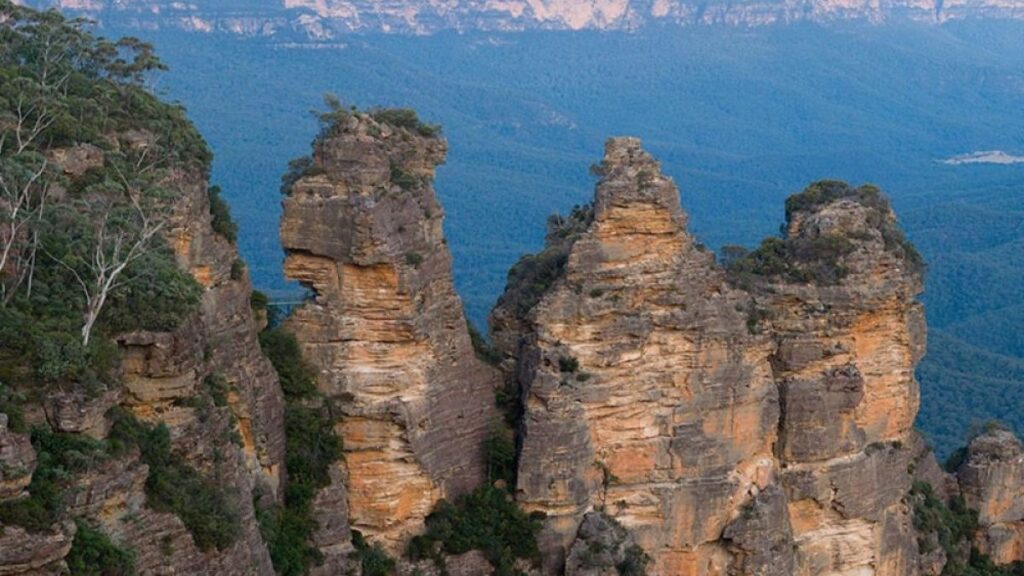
[483,422,516,488]
[250,290,269,312]
[405,252,424,267]
[369,108,441,137]
[468,323,502,366]
[109,410,240,551]
[208,185,237,243]
[617,545,651,576]
[280,156,323,196]
[230,259,246,281]
[66,519,136,576]
[390,164,420,191]
[352,530,396,576]
[96,244,203,334]
[0,427,109,532]
[204,373,230,408]
[257,326,342,575]
[559,356,580,373]
[406,484,544,575]
[259,328,318,398]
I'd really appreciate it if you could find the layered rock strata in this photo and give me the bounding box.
[956,428,1024,565]
[280,112,499,556]
[0,142,285,574]
[495,138,781,574]
[493,138,930,575]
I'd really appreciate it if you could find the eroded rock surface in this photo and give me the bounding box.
[494,139,929,576]
[280,112,499,554]
[956,428,1024,564]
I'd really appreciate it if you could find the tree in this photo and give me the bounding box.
[43,146,171,346]
[0,148,51,303]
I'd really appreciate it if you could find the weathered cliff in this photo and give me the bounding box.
[493,138,780,575]
[492,139,936,576]
[955,427,1024,565]
[279,110,499,558]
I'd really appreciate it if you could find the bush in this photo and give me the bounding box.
[406,484,544,575]
[97,244,203,334]
[109,410,240,551]
[259,328,318,398]
[390,164,420,191]
[405,252,424,267]
[0,427,109,532]
[208,185,237,243]
[483,422,516,488]
[66,519,136,576]
[369,108,441,137]
[352,530,396,576]
[468,323,502,366]
[559,356,580,373]
[230,258,246,281]
[280,156,323,196]
[257,326,342,576]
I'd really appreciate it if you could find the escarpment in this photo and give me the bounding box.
[279,110,500,558]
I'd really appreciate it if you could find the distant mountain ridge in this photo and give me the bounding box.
[18,0,1024,37]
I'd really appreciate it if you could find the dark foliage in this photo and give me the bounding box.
[726,181,923,288]
[109,410,240,551]
[370,107,441,137]
[257,326,342,575]
[66,519,136,576]
[208,185,238,243]
[351,530,396,576]
[0,427,108,531]
[468,323,502,366]
[407,484,544,575]
[483,422,517,488]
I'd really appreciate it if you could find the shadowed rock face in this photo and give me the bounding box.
[0,149,288,574]
[956,429,1024,564]
[280,113,499,555]
[494,138,929,575]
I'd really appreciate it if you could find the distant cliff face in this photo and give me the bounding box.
[19,0,1024,37]
[279,111,499,559]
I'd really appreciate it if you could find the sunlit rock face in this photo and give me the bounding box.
[280,113,499,558]
[494,139,928,575]
[955,428,1024,565]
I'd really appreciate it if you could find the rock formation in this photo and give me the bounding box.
[279,111,499,557]
[955,427,1024,564]
[0,140,285,573]
[493,138,780,574]
[493,138,936,575]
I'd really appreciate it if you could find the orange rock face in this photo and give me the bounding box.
[280,113,499,555]
[494,140,928,575]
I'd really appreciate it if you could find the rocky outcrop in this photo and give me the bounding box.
[0,138,286,574]
[955,427,1024,565]
[0,416,35,500]
[494,139,928,575]
[497,138,780,574]
[747,180,927,576]
[99,164,285,575]
[280,111,499,555]
[22,0,1024,37]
